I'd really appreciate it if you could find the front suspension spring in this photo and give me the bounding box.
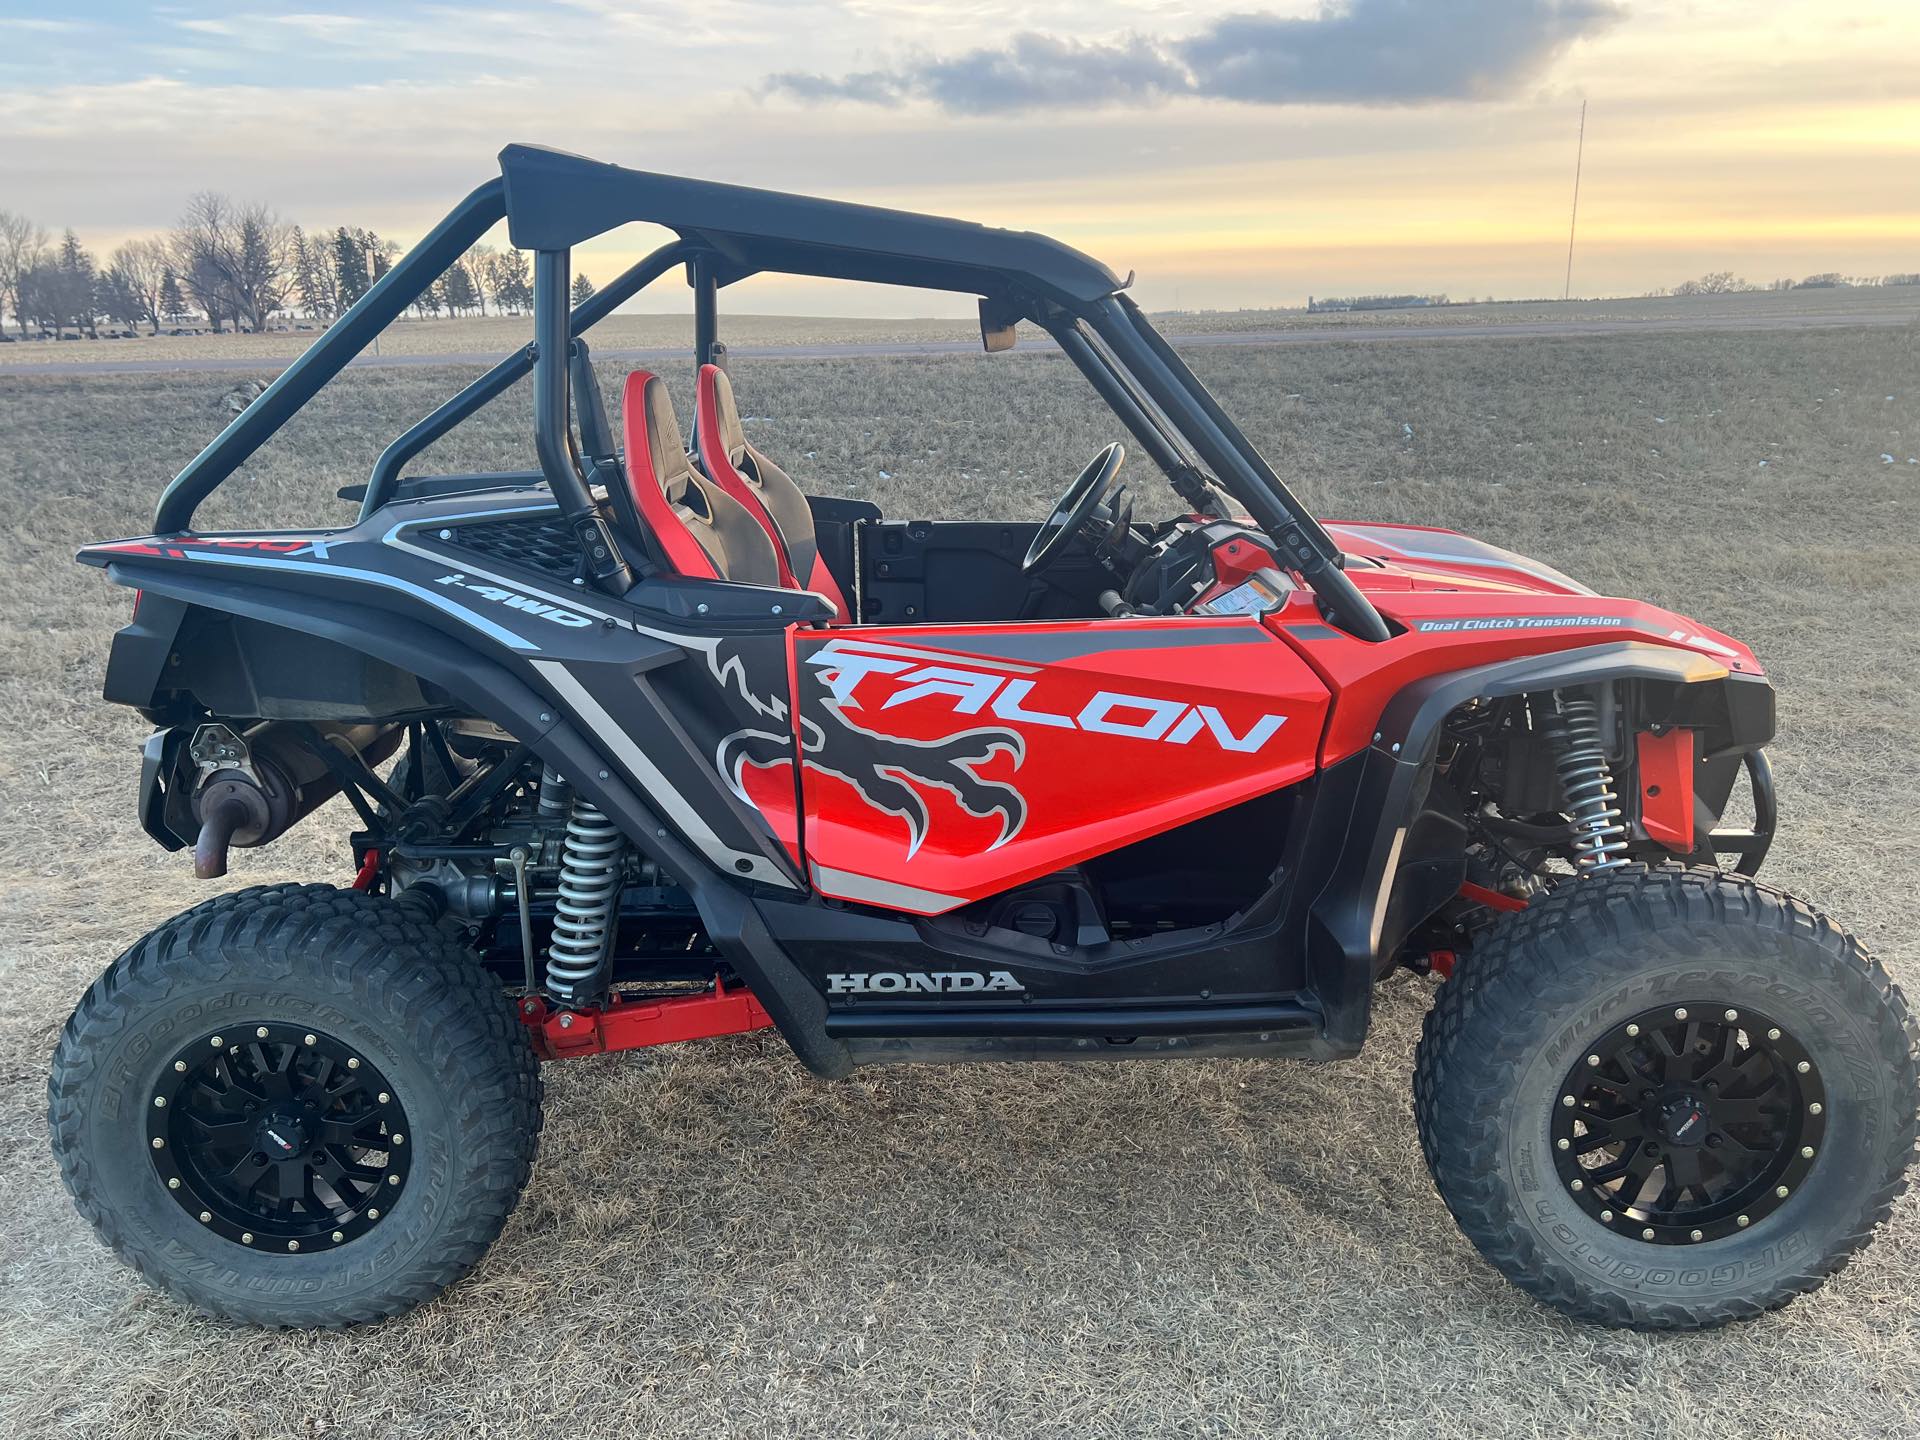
[1541,696,1630,873]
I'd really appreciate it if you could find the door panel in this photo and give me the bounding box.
[792,619,1331,913]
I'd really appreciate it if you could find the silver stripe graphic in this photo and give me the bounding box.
[809,863,965,914]
[531,659,797,890]
[171,547,537,651]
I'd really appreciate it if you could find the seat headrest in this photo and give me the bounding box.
[697,363,749,460]
[621,369,701,507]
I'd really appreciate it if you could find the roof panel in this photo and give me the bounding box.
[498,144,1124,307]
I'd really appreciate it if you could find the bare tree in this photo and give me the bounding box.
[171,191,295,333]
[462,244,494,315]
[108,238,169,333]
[0,210,49,338]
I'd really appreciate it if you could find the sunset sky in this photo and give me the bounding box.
[2,1,1914,314]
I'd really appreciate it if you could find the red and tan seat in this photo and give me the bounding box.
[693,364,851,621]
[620,370,781,587]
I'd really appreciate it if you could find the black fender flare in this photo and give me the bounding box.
[1302,641,1760,1050]
[102,561,853,1079]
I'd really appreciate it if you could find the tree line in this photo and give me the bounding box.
[1668,270,1918,296]
[0,198,594,340]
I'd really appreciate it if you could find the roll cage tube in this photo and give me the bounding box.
[532,248,634,593]
[1090,295,1392,643]
[154,179,508,535]
[362,237,694,518]
[1051,321,1216,514]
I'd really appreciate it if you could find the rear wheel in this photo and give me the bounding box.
[1414,865,1918,1329]
[49,885,542,1327]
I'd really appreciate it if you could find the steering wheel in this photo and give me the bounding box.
[1022,442,1126,575]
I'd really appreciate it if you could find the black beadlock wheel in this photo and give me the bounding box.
[49,884,543,1327]
[1414,865,1919,1330]
[148,1022,413,1252]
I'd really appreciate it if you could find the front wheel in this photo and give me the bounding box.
[1414,865,1918,1329]
[49,885,543,1327]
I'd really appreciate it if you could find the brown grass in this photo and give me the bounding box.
[3,284,1914,368]
[1,322,1917,1438]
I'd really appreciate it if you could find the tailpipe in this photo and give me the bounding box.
[181,721,401,878]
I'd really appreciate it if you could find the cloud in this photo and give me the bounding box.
[769,0,1624,113]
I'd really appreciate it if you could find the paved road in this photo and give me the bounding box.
[3,306,1910,378]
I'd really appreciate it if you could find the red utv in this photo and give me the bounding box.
[52,145,1916,1330]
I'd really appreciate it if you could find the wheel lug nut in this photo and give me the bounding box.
[1570,1179,1584,1192]
[199,1211,211,1224]
[304,1034,317,1046]
[378,1092,391,1105]
[241,1232,254,1244]
[1796,1061,1811,1074]
[1689,1229,1703,1242]
[1586,1054,1601,1067]
[153,1096,166,1108]
[1776,1185,1790,1198]
[1626,1023,1640,1037]
[1673,1008,1688,1021]
[167,1177,181,1190]
[387,1174,399,1186]
[210,1035,224,1048]
[1767,1028,1781,1041]
[1724,1009,1739,1022]
[173,1060,187,1073]
[151,1137,165,1149]
[288,1240,300,1252]
[1801,1145,1815,1158]
[1556,1138,1570,1150]
[1642,1227,1656,1239]
[392,1133,405,1146]
[256,1027,269,1039]
[1809,1102,1823,1115]
[331,1231,345,1244]
[347,1058,361,1070]
[1737,1215,1750,1228]
[368,1208,380,1220]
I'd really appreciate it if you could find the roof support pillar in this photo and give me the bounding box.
[533,248,633,593]
[692,252,719,372]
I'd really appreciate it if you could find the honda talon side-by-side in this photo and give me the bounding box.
[52,145,1915,1330]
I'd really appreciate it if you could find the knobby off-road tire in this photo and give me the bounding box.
[49,884,543,1327]
[1414,864,1918,1329]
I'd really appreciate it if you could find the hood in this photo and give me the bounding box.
[1325,521,1593,597]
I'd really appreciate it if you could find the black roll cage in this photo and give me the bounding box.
[151,144,1389,642]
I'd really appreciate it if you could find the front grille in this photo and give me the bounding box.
[443,515,583,579]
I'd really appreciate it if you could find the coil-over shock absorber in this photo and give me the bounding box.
[1540,693,1630,873]
[543,774,626,1006]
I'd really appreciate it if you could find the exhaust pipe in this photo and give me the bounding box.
[186,721,401,878]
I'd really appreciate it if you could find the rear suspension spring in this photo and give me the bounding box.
[545,794,625,1005]
[1541,695,1630,873]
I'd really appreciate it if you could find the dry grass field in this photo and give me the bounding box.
[3,283,1914,368]
[1,318,1917,1438]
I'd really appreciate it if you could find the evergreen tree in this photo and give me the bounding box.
[570,272,596,305]
[443,262,479,315]
[158,268,188,326]
[332,225,370,307]
[55,229,99,337]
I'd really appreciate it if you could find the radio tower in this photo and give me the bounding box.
[1563,101,1587,301]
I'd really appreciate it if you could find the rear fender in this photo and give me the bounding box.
[99,560,852,1079]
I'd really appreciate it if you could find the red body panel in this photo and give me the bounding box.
[1276,522,1759,765]
[1637,727,1698,849]
[791,620,1331,913]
